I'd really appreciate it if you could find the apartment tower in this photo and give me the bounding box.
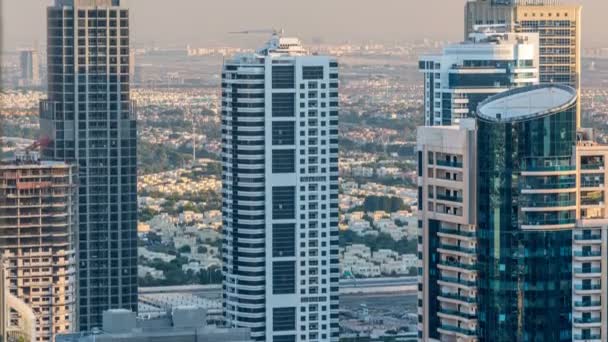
[0,157,78,341]
[419,30,538,126]
[40,0,138,331]
[465,0,582,127]
[221,34,340,342]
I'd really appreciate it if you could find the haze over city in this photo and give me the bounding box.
[2,0,607,49]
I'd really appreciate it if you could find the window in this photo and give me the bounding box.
[272,121,295,145]
[273,149,295,173]
[273,307,296,331]
[274,336,296,342]
[303,66,324,80]
[273,65,295,88]
[273,223,295,257]
[272,93,295,117]
[273,261,295,294]
[273,187,295,219]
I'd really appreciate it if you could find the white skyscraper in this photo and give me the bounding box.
[419,30,538,126]
[221,34,340,342]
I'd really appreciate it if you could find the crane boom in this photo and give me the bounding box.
[229,28,284,35]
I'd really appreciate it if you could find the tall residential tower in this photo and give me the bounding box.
[40,0,138,331]
[465,0,582,126]
[419,30,538,126]
[221,34,340,342]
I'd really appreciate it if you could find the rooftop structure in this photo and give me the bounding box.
[55,307,251,342]
[477,84,577,122]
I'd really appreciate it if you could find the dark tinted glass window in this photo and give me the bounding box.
[272,93,295,117]
[273,186,295,219]
[273,261,295,294]
[273,65,294,89]
[303,66,324,80]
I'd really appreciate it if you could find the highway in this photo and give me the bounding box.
[139,276,419,297]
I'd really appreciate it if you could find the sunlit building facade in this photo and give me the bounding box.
[0,159,78,341]
[221,34,340,342]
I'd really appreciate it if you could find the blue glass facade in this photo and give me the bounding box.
[476,88,576,341]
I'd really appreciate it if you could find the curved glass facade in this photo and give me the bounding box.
[476,99,576,341]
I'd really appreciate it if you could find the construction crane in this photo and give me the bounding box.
[229,28,284,36]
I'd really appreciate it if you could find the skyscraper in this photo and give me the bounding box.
[419,30,538,126]
[465,0,582,127]
[418,83,608,341]
[19,49,41,87]
[221,34,340,342]
[40,0,138,331]
[0,157,78,341]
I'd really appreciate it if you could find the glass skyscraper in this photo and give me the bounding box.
[40,0,138,331]
[476,85,577,341]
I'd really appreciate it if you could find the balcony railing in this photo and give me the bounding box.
[523,218,576,226]
[573,317,601,324]
[574,284,602,291]
[440,244,476,254]
[521,200,576,208]
[439,308,476,319]
[573,334,601,340]
[573,251,602,257]
[574,267,601,274]
[574,300,601,307]
[581,163,604,170]
[439,260,477,271]
[439,275,477,287]
[573,234,602,241]
[436,160,463,168]
[437,194,463,203]
[439,324,477,336]
[439,292,476,303]
[439,228,476,238]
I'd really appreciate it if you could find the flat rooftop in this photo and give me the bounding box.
[477,84,577,123]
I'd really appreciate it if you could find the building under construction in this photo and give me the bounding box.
[0,156,77,342]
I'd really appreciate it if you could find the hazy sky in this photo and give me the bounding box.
[2,0,605,51]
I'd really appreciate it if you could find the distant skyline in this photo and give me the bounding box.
[2,0,606,51]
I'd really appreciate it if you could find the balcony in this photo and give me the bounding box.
[521,218,576,229]
[574,284,602,291]
[573,317,601,324]
[439,244,476,254]
[439,324,477,336]
[521,200,576,208]
[581,163,604,171]
[574,267,601,274]
[574,300,601,308]
[439,260,477,271]
[522,181,576,190]
[439,228,476,238]
[436,194,463,203]
[436,160,463,168]
[439,292,476,303]
[573,250,602,258]
[439,308,476,319]
[439,275,477,287]
[523,165,576,172]
[573,334,601,341]
[580,181,604,188]
[573,234,602,242]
